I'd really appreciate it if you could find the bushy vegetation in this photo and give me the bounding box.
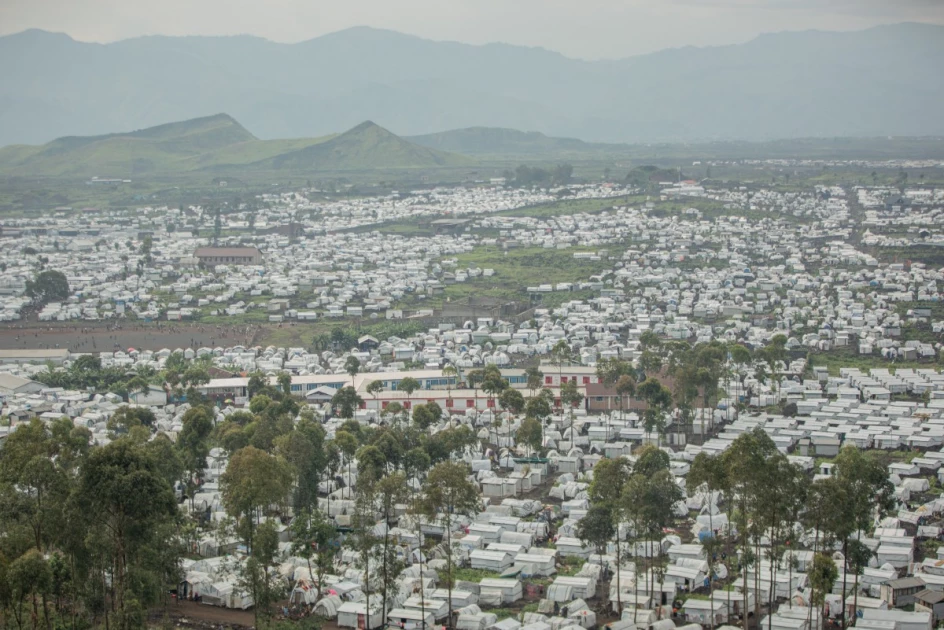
[34,352,211,401]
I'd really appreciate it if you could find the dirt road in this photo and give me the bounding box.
[0,323,259,353]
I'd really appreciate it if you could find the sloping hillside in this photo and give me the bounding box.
[0,114,258,177]
[407,126,631,155]
[260,121,473,171]
[0,116,469,177]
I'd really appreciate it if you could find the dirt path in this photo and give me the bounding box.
[0,323,259,353]
[151,600,255,628]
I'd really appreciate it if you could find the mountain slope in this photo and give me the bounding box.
[407,127,622,155]
[0,117,467,177]
[258,121,472,170]
[0,23,943,145]
[0,113,258,177]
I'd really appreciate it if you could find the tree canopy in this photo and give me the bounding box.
[25,270,70,306]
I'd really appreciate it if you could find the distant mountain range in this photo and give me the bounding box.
[3,113,944,179]
[1,23,943,147]
[406,127,620,156]
[0,115,470,177]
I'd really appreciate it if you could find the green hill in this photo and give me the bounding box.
[0,116,465,177]
[191,135,336,168]
[0,113,264,177]
[260,121,472,171]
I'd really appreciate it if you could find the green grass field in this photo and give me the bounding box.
[435,246,614,304]
[806,350,938,377]
[494,193,646,218]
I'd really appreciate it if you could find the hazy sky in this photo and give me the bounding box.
[1,0,942,58]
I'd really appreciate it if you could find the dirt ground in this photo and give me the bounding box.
[152,600,255,628]
[0,322,260,353]
[151,600,344,630]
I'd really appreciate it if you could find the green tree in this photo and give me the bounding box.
[334,431,359,500]
[142,436,184,496]
[366,380,384,406]
[633,444,670,478]
[622,468,683,617]
[832,447,895,625]
[637,378,673,444]
[412,404,438,431]
[758,334,788,400]
[516,417,543,456]
[809,553,838,630]
[0,419,71,551]
[524,366,544,399]
[7,549,53,630]
[596,358,633,391]
[846,540,874,620]
[551,339,572,425]
[729,344,752,420]
[356,445,387,481]
[375,473,409,619]
[348,477,380,630]
[291,508,338,597]
[422,462,480,629]
[277,371,292,396]
[332,386,364,419]
[498,388,525,416]
[73,354,102,373]
[25,270,69,306]
[524,390,552,422]
[177,407,214,509]
[220,446,292,551]
[404,447,431,493]
[247,371,267,399]
[693,343,725,437]
[588,457,632,614]
[755,453,807,629]
[240,520,281,627]
[637,332,664,378]
[688,452,730,623]
[576,504,614,558]
[79,440,178,626]
[466,369,484,405]
[560,379,584,440]
[442,364,458,401]
[398,377,420,410]
[722,428,779,630]
[276,415,328,513]
[481,366,507,422]
[344,356,361,388]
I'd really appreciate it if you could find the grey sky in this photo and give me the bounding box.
[1,0,942,58]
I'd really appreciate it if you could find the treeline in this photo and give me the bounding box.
[0,416,184,630]
[594,333,791,441]
[577,429,894,629]
[1,332,822,629]
[501,164,574,188]
[34,353,210,401]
